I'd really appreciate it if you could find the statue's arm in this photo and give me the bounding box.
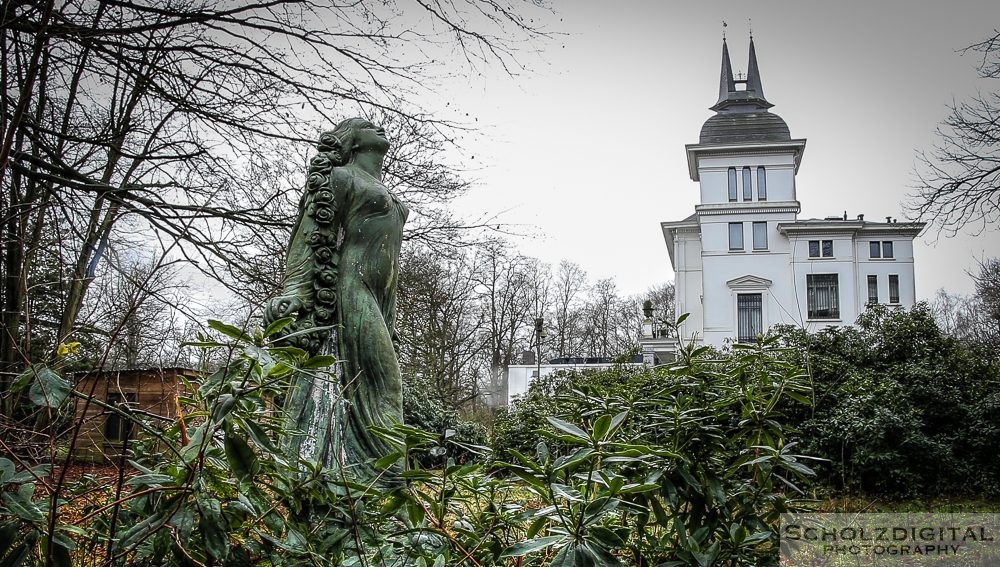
[262,194,317,326]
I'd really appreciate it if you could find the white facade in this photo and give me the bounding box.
[653,39,924,351]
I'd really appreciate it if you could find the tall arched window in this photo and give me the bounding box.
[742,167,752,201]
[728,167,737,201]
[757,166,767,200]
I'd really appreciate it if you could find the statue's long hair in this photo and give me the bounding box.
[266,118,369,354]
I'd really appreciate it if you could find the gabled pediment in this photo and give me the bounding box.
[727,275,773,290]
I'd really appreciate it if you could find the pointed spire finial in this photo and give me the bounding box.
[715,33,736,107]
[722,20,727,40]
[748,17,753,39]
[746,34,766,102]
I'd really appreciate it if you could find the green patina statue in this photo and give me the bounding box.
[263,117,408,484]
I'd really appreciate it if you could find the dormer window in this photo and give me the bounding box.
[757,167,767,200]
[728,167,737,202]
[742,167,752,201]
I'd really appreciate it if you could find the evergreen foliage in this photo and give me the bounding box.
[0,323,815,566]
[777,303,1000,497]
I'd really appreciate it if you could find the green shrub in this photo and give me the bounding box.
[778,303,1000,497]
[402,381,487,467]
[1,322,818,566]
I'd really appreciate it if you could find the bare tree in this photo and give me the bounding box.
[929,288,966,337]
[396,246,486,408]
[81,250,190,369]
[928,258,1000,348]
[0,0,551,382]
[472,241,533,406]
[552,260,587,358]
[910,29,1000,234]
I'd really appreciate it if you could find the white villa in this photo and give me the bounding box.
[643,38,924,359]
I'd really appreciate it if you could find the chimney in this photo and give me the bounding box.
[886,216,892,223]
[857,214,865,221]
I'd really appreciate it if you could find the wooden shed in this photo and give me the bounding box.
[72,367,197,462]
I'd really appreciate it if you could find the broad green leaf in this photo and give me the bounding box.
[0,522,18,554]
[785,391,812,405]
[0,542,30,567]
[535,441,550,463]
[263,316,295,338]
[553,447,594,472]
[406,497,425,526]
[0,459,13,483]
[374,451,402,470]
[224,428,257,481]
[592,414,613,441]
[550,483,584,502]
[116,511,168,551]
[9,368,34,394]
[499,536,564,558]
[549,543,578,567]
[126,474,175,487]
[2,491,43,522]
[27,366,71,408]
[544,416,589,441]
[207,319,252,342]
[243,344,275,375]
[211,394,238,423]
[526,516,548,539]
[581,540,624,566]
[50,529,77,552]
[199,497,229,561]
[302,355,338,369]
[240,418,279,453]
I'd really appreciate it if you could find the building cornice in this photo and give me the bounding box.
[695,201,801,216]
[660,218,701,270]
[685,139,807,181]
[777,220,925,237]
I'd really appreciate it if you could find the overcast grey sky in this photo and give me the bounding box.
[420,1,999,298]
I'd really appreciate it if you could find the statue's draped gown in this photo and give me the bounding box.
[279,165,408,482]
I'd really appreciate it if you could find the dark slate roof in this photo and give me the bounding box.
[700,111,791,144]
[700,37,790,145]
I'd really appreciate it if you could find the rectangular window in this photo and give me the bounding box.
[870,241,882,258]
[870,241,894,259]
[742,166,752,201]
[728,167,737,202]
[104,392,137,443]
[808,240,833,258]
[867,275,878,304]
[889,274,900,303]
[728,222,744,250]
[807,274,840,319]
[757,166,767,200]
[752,222,767,250]
[737,293,763,343]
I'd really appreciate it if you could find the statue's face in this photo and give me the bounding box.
[353,120,389,153]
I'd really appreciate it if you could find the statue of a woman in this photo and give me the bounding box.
[263,117,408,483]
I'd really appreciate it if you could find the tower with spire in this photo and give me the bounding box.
[642,35,923,359]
